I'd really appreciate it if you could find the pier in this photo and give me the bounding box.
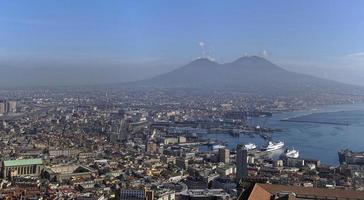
[281,119,349,126]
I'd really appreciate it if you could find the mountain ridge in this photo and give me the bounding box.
[134,56,364,95]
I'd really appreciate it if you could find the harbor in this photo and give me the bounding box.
[200,103,364,165]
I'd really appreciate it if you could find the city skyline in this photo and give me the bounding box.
[1,1,364,199]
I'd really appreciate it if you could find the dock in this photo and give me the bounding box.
[281,119,349,126]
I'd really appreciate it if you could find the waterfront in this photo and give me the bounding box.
[201,103,364,165]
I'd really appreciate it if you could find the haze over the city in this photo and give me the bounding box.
[0,0,364,87]
[3,1,364,199]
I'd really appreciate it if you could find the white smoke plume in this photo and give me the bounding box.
[198,41,216,61]
[261,49,269,57]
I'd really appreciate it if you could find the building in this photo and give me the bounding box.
[211,177,236,193]
[239,183,364,200]
[179,189,230,200]
[176,158,189,170]
[216,164,236,176]
[155,190,176,200]
[164,137,178,145]
[44,164,95,183]
[286,157,305,168]
[116,189,154,200]
[218,148,230,164]
[0,101,5,114]
[339,149,364,165]
[178,136,187,143]
[48,148,80,158]
[8,101,17,113]
[161,156,176,164]
[0,100,17,114]
[236,145,248,183]
[117,189,146,200]
[2,158,44,178]
[146,142,158,154]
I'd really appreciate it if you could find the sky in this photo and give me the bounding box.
[0,0,364,86]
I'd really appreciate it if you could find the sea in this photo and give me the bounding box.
[200,103,364,165]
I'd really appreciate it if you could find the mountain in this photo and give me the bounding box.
[135,56,364,95]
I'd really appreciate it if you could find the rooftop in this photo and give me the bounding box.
[3,159,43,167]
[240,183,364,200]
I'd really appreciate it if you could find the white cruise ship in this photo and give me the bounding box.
[212,144,226,150]
[285,148,299,158]
[262,141,284,151]
[244,143,257,150]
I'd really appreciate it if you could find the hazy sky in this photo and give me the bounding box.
[0,0,364,86]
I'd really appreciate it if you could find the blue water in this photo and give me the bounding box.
[201,104,364,165]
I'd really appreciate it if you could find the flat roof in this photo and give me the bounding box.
[3,158,43,167]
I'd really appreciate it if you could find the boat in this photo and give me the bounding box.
[262,141,284,151]
[285,148,299,158]
[212,144,226,150]
[244,143,257,150]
